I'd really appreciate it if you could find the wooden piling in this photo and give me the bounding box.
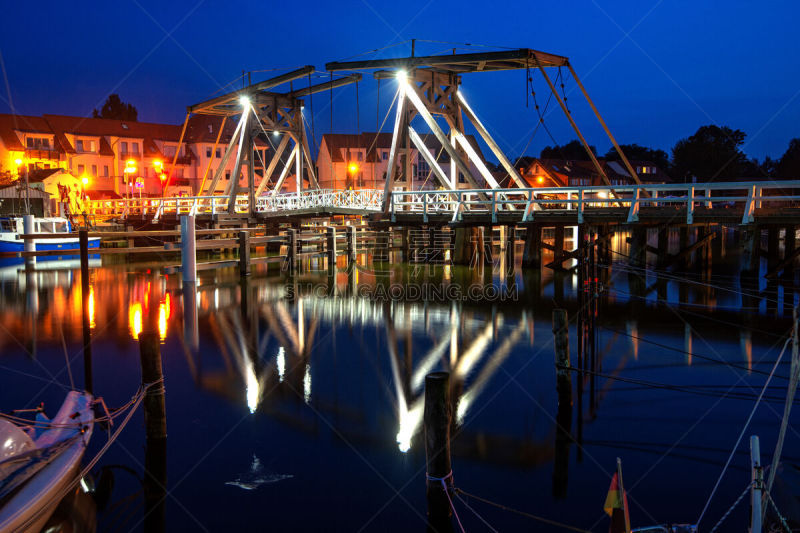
[287,228,297,272]
[181,215,196,284]
[629,227,646,268]
[506,225,516,267]
[741,226,760,276]
[656,226,668,267]
[767,226,780,272]
[238,230,251,277]
[23,215,35,266]
[347,225,357,263]
[522,225,542,269]
[424,371,453,531]
[138,331,166,440]
[552,308,570,375]
[326,226,337,271]
[79,229,93,394]
[554,225,565,264]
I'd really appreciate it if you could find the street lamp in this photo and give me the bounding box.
[14,157,29,212]
[123,159,137,201]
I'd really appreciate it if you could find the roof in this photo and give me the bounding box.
[27,168,61,183]
[0,114,53,151]
[320,132,485,163]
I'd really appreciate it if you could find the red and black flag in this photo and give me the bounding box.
[604,470,631,533]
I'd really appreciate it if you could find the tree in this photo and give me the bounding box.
[775,138,800,178]
[671,125,748,181]
[604,143,669,170]
[540,140,596,160]
[92,94,138,121]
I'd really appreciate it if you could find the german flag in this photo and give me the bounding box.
[604,472,631,533]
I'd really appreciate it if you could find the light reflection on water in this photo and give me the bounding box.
[0,235,797,531]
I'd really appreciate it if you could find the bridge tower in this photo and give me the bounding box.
[178,67,361,216]
[327,48,642,212]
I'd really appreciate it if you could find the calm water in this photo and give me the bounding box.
[1,230,798,532]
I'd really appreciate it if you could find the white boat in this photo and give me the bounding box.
[0,217,100,255]
[0,391,94,532]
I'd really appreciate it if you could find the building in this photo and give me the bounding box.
[316,132,490,191]
[517,158,671,188]
[0,113,272,200]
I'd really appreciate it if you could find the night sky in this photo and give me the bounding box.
[1,0,798,161]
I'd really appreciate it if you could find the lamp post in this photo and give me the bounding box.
[153,160,164,196]
[124,159,137,204]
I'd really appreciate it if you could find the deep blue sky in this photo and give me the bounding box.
[1,0,798,161]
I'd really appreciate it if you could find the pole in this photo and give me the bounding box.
[552,308,570,375]
[79,229,93,394]
[616,457,632,533]
[326,227,337,273]
[181,215,196,284]
[239,230,251,277]
[424,371,453,532]
[751,435,763,533]
[23,214,35,267]
[139,330,167,532]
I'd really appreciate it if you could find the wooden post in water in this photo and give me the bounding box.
[326,227,337,272]
[506,225,516,269]
[180,215,196,284]
[629,226,646,268]
[552,308,572,498]
[424,372,453,532]
[522,224,542,269]
[139,330,167,533]
[139,331,167,439]
[347,225,357,264]
[23,215,35,266]
[767,226,780,273]
[79,229,93,394]
[239,230,251,277]
[287,228,297,272]
[750,435,763,533]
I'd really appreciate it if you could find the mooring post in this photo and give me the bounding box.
[326,226,337,272]
[750,435,763,533]
[79,228,93,394]
[741,226,760,276]
[424,372,453,532]
[23,214,35,266]
[238,230,251,277]
[180,215,196,284]
[767,226,780,272]
[287,228,297,272]
[552,308,570,375]
[401,227,411,262]
[522,224,542,269]
[506,225,516,268]
[139,330,167,532]
[139,331,166,439]
[629,226,646,268]
[347,225,357,264]
[656,226,668,268]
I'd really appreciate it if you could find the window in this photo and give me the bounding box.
[103,165,109,177]
[121,141,128,153]
[77,164,85,174]
[225,171,231,180]
[76,140,84,151]
[417,159,430,179]
[208,124,213,134]
[91,164,97,176]
[458,172,466,184]
[206,147,212,158]
[357,152,363,162]
[27,138,34,148]
[88,140,95,152]
[132,143,139,154]
[382,151,388,161]
[215,148,221,158]
[164,145,176,157]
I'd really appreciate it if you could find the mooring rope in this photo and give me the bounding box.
[454,488,592,533]
[696,336,791,528]
[763,488,793,533]
[426,471,465,533]
[707,480,752,533]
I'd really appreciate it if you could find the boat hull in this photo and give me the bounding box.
[0,391,94,533]
[0,238,100,255]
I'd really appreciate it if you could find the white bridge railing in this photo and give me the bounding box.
[389,181,800,225]
[86,189,384,219]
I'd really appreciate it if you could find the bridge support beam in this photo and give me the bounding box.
[767,226,780,273]
[740,226,760,276]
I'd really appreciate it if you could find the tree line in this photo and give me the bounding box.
[531,125,799,181]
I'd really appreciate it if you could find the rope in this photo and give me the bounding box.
[60,328,75,391]
[707,480,752,533]
[425,471,464,533]
[696,336,791,528]
[763,488,793,532]
[454,488,592,533]
[454,492,499,532]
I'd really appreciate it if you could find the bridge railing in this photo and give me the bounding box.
[257,189,384,212]
[389,181,800,224]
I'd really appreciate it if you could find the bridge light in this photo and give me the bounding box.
[153,159,163,170]
[396,70,407,82]
[81,175,89,186]
[159,172,167,182]
[536,176,544,184]
[239,95,251,107]
[14,158,22,166]
[348,163,359,174]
